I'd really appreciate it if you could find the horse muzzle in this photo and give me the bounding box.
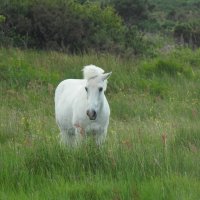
[86,109,97,120]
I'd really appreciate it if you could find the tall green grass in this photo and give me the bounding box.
[0,47,200,199]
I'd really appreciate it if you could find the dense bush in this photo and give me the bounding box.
[174,21,200,48]
[110,0,152,26]
[0,0,151,55]
[0,15,6,23]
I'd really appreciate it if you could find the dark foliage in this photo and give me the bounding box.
[110,0,153,26]
[174,21,200,48]
[0,0,152,55]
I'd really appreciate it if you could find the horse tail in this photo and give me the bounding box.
[83,65,104,80]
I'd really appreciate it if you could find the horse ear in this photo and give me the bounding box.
[102,72,112,81]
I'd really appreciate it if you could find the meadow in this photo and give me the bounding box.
[0,47,200,199]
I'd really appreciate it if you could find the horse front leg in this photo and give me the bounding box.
[95,128,107,145]
[60,128,77,147]
[74,123,85,146]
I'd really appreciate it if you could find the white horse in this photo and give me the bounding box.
[55,65,112,146]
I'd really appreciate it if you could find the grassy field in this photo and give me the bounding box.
[0,47,200,199]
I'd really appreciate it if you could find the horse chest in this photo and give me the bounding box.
[74,120,102,135]
[85,122,101,133]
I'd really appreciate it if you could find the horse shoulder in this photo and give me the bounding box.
[55,79,84,100]
[72,88,88,123]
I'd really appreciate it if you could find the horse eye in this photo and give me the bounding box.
[85,87,88,92]
[99,87,103,92]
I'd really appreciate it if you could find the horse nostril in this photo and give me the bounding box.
[86,109,97,120]
[93,110,97,118]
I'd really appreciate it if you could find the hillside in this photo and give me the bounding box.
[0,47,200,199]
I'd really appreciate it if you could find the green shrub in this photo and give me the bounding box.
[140,58,193,78]
[0,0,152,55]
[124,26,150,55]
[0,0,124,53]
[110,0,152,25]
[0,15,6,23]
[174,21,200,47]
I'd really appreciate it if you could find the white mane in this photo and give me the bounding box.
[83,64,104,80]
[83,64,107,90]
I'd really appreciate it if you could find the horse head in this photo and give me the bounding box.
[85,72,112,120]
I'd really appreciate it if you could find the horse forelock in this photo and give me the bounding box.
[88,75,98,81]
[83,64,104,80]
[83,65,108,91]
[86,75,107,91]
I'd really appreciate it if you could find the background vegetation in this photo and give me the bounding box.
[0,0,200,199]
[0,0,147,54]
[1,0,200,54]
